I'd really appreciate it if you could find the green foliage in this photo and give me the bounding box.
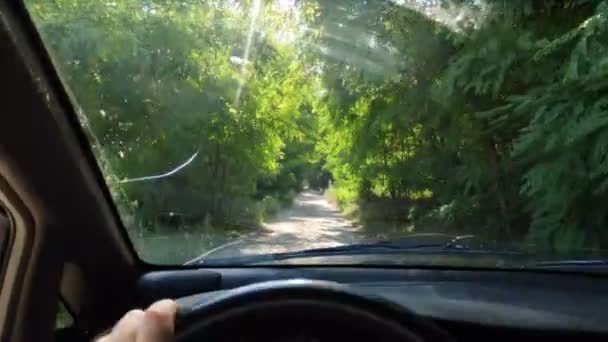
[26,0,608,259]
[29,0,322,232]
[313,0,608,254]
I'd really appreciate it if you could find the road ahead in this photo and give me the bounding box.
[203,191,361,258]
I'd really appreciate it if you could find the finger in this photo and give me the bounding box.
[99,309,144,341]
[147,299,179,321]
[136,300,179,342]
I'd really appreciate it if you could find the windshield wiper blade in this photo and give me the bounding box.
[282,234,478,253]
[535,259,608,266]
[189,233,519,266]
[527,259,608,273]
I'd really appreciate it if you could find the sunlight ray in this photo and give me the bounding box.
[235,0,262,107]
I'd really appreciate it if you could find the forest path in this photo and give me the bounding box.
[203,191,362,258]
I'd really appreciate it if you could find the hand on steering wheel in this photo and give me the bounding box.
[98,280,452,342]
[96,299,178,342]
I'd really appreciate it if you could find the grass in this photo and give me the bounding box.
[128,226,250,264]
[326,185,447,241]
[325,185,357,209]
[122,194,296,264]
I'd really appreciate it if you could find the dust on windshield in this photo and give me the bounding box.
[26,0,608,265]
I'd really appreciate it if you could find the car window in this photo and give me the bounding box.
[55,301,73,330]
[24,0,608,268]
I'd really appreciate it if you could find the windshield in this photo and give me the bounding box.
[25,0,608,266]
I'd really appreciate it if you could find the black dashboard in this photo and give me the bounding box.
[139,267,608,341]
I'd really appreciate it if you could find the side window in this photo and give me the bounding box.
[55,301,74,330]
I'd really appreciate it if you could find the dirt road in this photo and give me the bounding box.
[203,191,361,258]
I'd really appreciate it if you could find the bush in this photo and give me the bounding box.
[326,184,357,211]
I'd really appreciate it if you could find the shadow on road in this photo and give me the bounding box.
[204,191,362,258]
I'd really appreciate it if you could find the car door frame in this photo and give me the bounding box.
[0,1,144,340]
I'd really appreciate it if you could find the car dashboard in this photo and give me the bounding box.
[139,267,608,341]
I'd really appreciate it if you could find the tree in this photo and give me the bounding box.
[27,0,608,255]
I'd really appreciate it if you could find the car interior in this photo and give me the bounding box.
[1,0,608,341]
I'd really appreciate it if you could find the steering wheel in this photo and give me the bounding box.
[175,279,454,342]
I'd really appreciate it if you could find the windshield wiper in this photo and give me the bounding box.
[529,259,608,273]
[278,234,478,254]
[188,233,521,266]
[535,259,608,266]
